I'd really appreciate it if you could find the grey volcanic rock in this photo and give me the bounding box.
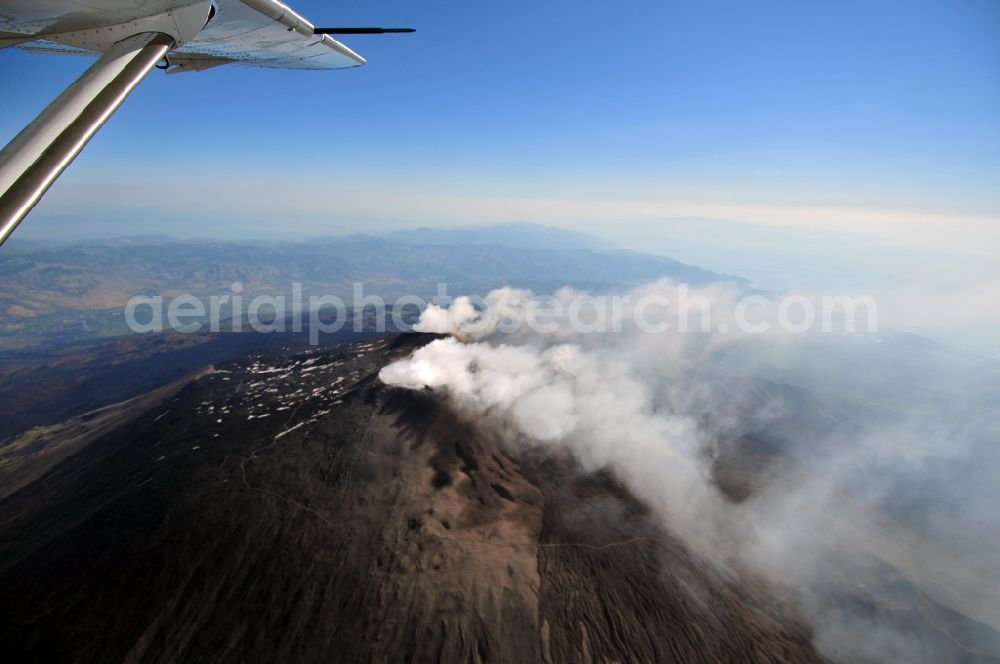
[0,333,823,663]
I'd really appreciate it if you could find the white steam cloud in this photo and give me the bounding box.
[379,279,1000,662]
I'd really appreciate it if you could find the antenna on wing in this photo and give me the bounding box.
[313,28,415,35]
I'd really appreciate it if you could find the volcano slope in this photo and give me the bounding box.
[0,333,989,663]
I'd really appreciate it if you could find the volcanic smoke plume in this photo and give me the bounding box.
[381,280,1000,663]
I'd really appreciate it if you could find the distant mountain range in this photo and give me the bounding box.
[383,222,619,251]
[0,224,738,352]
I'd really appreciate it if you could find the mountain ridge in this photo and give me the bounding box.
[0,224,737,352]
[0,333,996,663]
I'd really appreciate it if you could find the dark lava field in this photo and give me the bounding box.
[0,333,995,663]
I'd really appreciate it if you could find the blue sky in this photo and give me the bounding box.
[2,0,999,353]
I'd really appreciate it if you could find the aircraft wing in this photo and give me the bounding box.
[173,0,365,70]
[0,0,409,245]
[11,0,365,70]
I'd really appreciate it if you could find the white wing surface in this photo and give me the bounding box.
[5,0,365,70]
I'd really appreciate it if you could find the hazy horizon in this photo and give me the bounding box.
[5,221,999,361]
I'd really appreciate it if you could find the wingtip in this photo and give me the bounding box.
[317,34,366,66]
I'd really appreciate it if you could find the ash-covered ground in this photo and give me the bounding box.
[0,333,995,663]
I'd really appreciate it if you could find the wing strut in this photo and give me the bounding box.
[0,32,175,246]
